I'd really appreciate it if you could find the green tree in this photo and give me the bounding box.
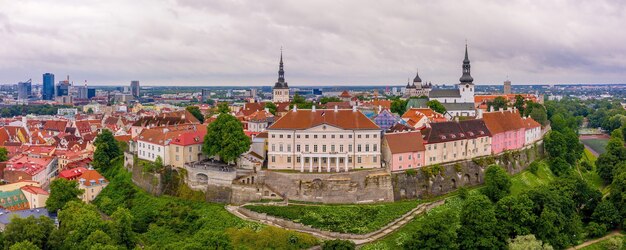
[217,102,230,114]
[56,201,109,249]
[0,147,8,162]
[186,106,205,123]
[495,195,537,238]
[202,113,251,164]
[3,216,54,249]
[592,200,621,229]
[458,194,503,249]
[93,130,121,170]
[487,96,508,111]
[426,100,446,114]
[45,178,84,212]
[513,95,526,114]
[109,207,136,248]
[322,239,356,250]
[609,171,626,219]
[264,102,277,115]
[481,165,512,202]
[544,131,567,159]
[390,99,408,115]
[508,234,554,250]
[548,157,570,177]
[526,102,548,126]
[143,156,164,173]
[87,107,94,114]
[319,96,342,105]
[404,207,459,250]
[9,241,40,250]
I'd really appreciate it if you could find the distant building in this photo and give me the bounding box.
[404,69,431,98]
[131,80,140,97]
[42,73,55,100]
[17,80,32,101]
[503,80,512,94]
[77,81,89,99]
[56,80,70,97]
[87,88,96,99]
[201,89,211,103]
[272,51,290,103]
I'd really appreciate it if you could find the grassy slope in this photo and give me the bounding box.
[363,162,557,250]
[578,235,626,250]
[94,158,319,249]
[245,200,421,234]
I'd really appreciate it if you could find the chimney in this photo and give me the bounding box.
[264,108,269,113]
[334,105,338,112]
[352,106,357,112]
[499,107,504,112]
[378,105,382,112]
[476,108,483,119]
[293,105,297,112]
[312,106,316,112]
[489,106,494,112]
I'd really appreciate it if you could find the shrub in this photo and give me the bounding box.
[581,161,593,171]
[529,161,540,175]
[322,239,356,250]
[458,187,469,200]
[586,222,607,238]
[603,236,624,250]
[405,169,417,177]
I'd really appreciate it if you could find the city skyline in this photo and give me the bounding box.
[1,1,625,86]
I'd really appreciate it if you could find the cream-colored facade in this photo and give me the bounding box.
[268,125,382,172]
[169,143,204,168]
[79,179,108,203]
[424,136,491,166]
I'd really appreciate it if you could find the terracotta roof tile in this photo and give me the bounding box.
[384,131,425,153]
[269,109,380,130]
[482,110,526,134]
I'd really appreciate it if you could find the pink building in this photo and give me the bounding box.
[382,131,426,172]
[482,109,526,154]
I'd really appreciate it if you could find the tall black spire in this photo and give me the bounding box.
[274,48,288,88]
[459,44,474,84]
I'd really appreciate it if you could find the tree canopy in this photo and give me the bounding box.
[0,147,8,162]
[426,100,446,114]
[186,106,205,123]
[481,165,512,202]
[45,178,84,212]
[202,113,251,164]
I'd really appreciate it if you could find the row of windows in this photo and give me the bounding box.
[398,153,421,161]
[271,155,378,164]
[139,142,159,152]
[426,138,486,150]
[175,146,202,153]
[270,133,378,139]
[271,144,378,153]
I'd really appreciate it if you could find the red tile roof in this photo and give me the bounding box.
[20,185,49,195]
[170,125,207,146]
[5,155,54,176]
[59,167,88,179]
[79,169,106,187]
[385,131,425,153]
[339,91,351,98]
[482,110,526,134]
[269,109,380,130]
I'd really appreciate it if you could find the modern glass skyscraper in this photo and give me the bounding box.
[42,73,55,100]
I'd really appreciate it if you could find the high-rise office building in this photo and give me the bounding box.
[42,73,55,100]
[87,88,96,99]
[201,89,211,103]
[77,81,89,99]
[131,81,140,97]
[17,80,32,100]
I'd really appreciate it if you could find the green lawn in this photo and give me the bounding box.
[510,160,555,195]
[244,200,421,234]
[581,138,610,155]
[578,235,626,250]
[579,148,607,193]
[362,196,466,250]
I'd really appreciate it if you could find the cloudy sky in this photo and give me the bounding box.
[0,0,625,86]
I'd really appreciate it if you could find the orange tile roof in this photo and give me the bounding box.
[269,109,380,130]
[137,124,204,146]
[482,110,526,134]
[78,169,107,187]
[20,185,49,195]
[384,131,425,153]
[522,116,541,129]
[339,91,351,98]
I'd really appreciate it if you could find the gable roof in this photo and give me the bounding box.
[268,109,380,130]
[78,169,107,187]
[131,110,199,127]
[384,131,425,153]
[522,116,541,129]
[421,119,490,144]
[482,110,526,134]
[429,89,461,98]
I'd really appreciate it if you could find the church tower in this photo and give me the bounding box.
[459,44,475,103]
[272,49,290,103]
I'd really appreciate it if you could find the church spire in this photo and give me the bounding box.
[274,48,288,88]
[413,68,422,83]
[459,43,474,84]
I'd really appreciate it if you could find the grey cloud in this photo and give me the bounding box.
[0,0,624,86]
